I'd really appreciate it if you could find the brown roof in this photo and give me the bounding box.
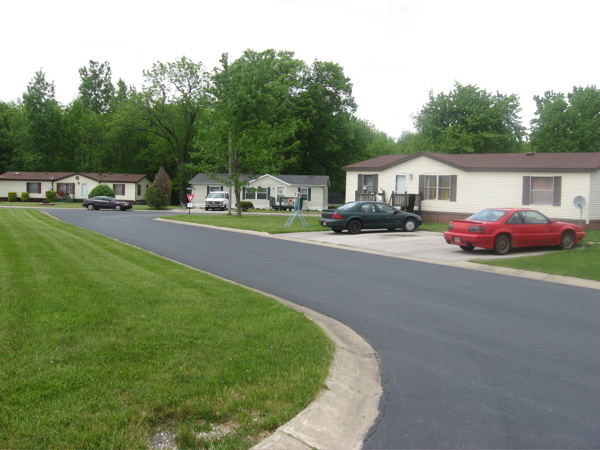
[0,172,149,182]
[343,152,600,172]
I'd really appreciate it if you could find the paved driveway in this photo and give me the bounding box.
[282,229,559,262]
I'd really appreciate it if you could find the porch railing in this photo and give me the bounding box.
[389,191,421,212]
[355,190,385,202]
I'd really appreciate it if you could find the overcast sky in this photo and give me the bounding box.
[2,0,598,138]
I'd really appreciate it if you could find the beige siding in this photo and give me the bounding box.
[345,154,597,222]
[248,176,327,210]
[589,171,600,224]
[191,175,328,211]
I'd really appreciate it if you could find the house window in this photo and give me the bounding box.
[530,177,554,205]
[137,185,142,196]
[299,188,309,201]
[27,182,41,194]
[209,186,223,193]
[523,176,561,206]
[113,184,125,196]
[362,175,374,193]
[57,183,75,196]
[424,175,452,200]
[244,187,267,200]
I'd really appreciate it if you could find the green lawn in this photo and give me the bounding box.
[0,209,333,449]
[475,229,600,282]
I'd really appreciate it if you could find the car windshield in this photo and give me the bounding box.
[337,202,358,211]
[207,192,223,198]
[467,209,507,222]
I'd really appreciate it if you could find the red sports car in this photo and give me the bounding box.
[443,208,586,255]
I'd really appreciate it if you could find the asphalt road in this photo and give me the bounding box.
[47,209,600,449]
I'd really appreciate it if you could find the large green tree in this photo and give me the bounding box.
[192,49,305,215]
[17,71,64,170]
[288,60,359,193]
[128,57,210,203]
[530,86,600,152]
[413,82,525,153]
[0,101,25,172]
[78,60,115,114]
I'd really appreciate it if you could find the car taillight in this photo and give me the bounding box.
[447,223,454,230]
[469,225,485,233]
[332,213,343,219]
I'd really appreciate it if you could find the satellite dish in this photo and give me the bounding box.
[573,196,586,209]
[573,196,586,228]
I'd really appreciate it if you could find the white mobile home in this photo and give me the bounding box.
[343,152,600,229]
[189,173,330,211]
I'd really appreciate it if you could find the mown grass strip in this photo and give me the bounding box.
[475,234,600,282]
[0,209,333,449]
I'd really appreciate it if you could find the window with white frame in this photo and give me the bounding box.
[299,187,309,201]
[245,187,267,200]
[362,175,374,193]
[113,184,125,196]
[57,183,75,196]
[27,182,41,194]
[530,177,554,205]
[424,175,451,200]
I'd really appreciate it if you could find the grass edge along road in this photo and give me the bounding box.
[168,214,600,283]
[0,209,333,449]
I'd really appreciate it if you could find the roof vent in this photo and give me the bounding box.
[14,172,21,175]
[527,152,535,156]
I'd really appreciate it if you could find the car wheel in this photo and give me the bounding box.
[494,234,511,255]
[347,219,362,234]
[560,230,575,250]
[460,245,475,251]
[115,204,122,211]
[332,228,343,233]
[87,204,95,211]
[403,218,417,232]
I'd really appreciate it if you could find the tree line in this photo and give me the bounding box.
[1,51,598,204]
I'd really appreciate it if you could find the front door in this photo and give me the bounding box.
[395,175,407,194]
[81,183,88,199]
[276,186,285,200]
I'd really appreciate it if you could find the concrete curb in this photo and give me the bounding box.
[252,299,381,450]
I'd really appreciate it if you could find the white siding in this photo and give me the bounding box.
[589,171,600,224]
[345,154,598,221]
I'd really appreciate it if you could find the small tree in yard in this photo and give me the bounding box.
[89,184,115,197]
[146,167,171,209]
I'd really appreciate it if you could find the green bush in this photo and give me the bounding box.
[45,190,57,203]
[8,192,17,202]
[89,184,115,197]
[145,186,170,209]
[240,201,254,211]
[21,192,29,202]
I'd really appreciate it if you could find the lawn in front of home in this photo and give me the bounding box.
[0,209,333,449]
[475,229,600,282]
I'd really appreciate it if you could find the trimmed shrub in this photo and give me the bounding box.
[145,186,170,209]
[45,190,57,203]
[240,201,254,212]
[21,192,30,202]
[89,184,115,197]
[8,192,18,202]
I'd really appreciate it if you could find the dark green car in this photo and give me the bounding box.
[320,201,422,234]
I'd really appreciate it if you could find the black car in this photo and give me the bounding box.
[320,201,422,234]
[82,196,132,211]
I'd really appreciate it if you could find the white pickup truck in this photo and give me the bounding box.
[205,191,230,211]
